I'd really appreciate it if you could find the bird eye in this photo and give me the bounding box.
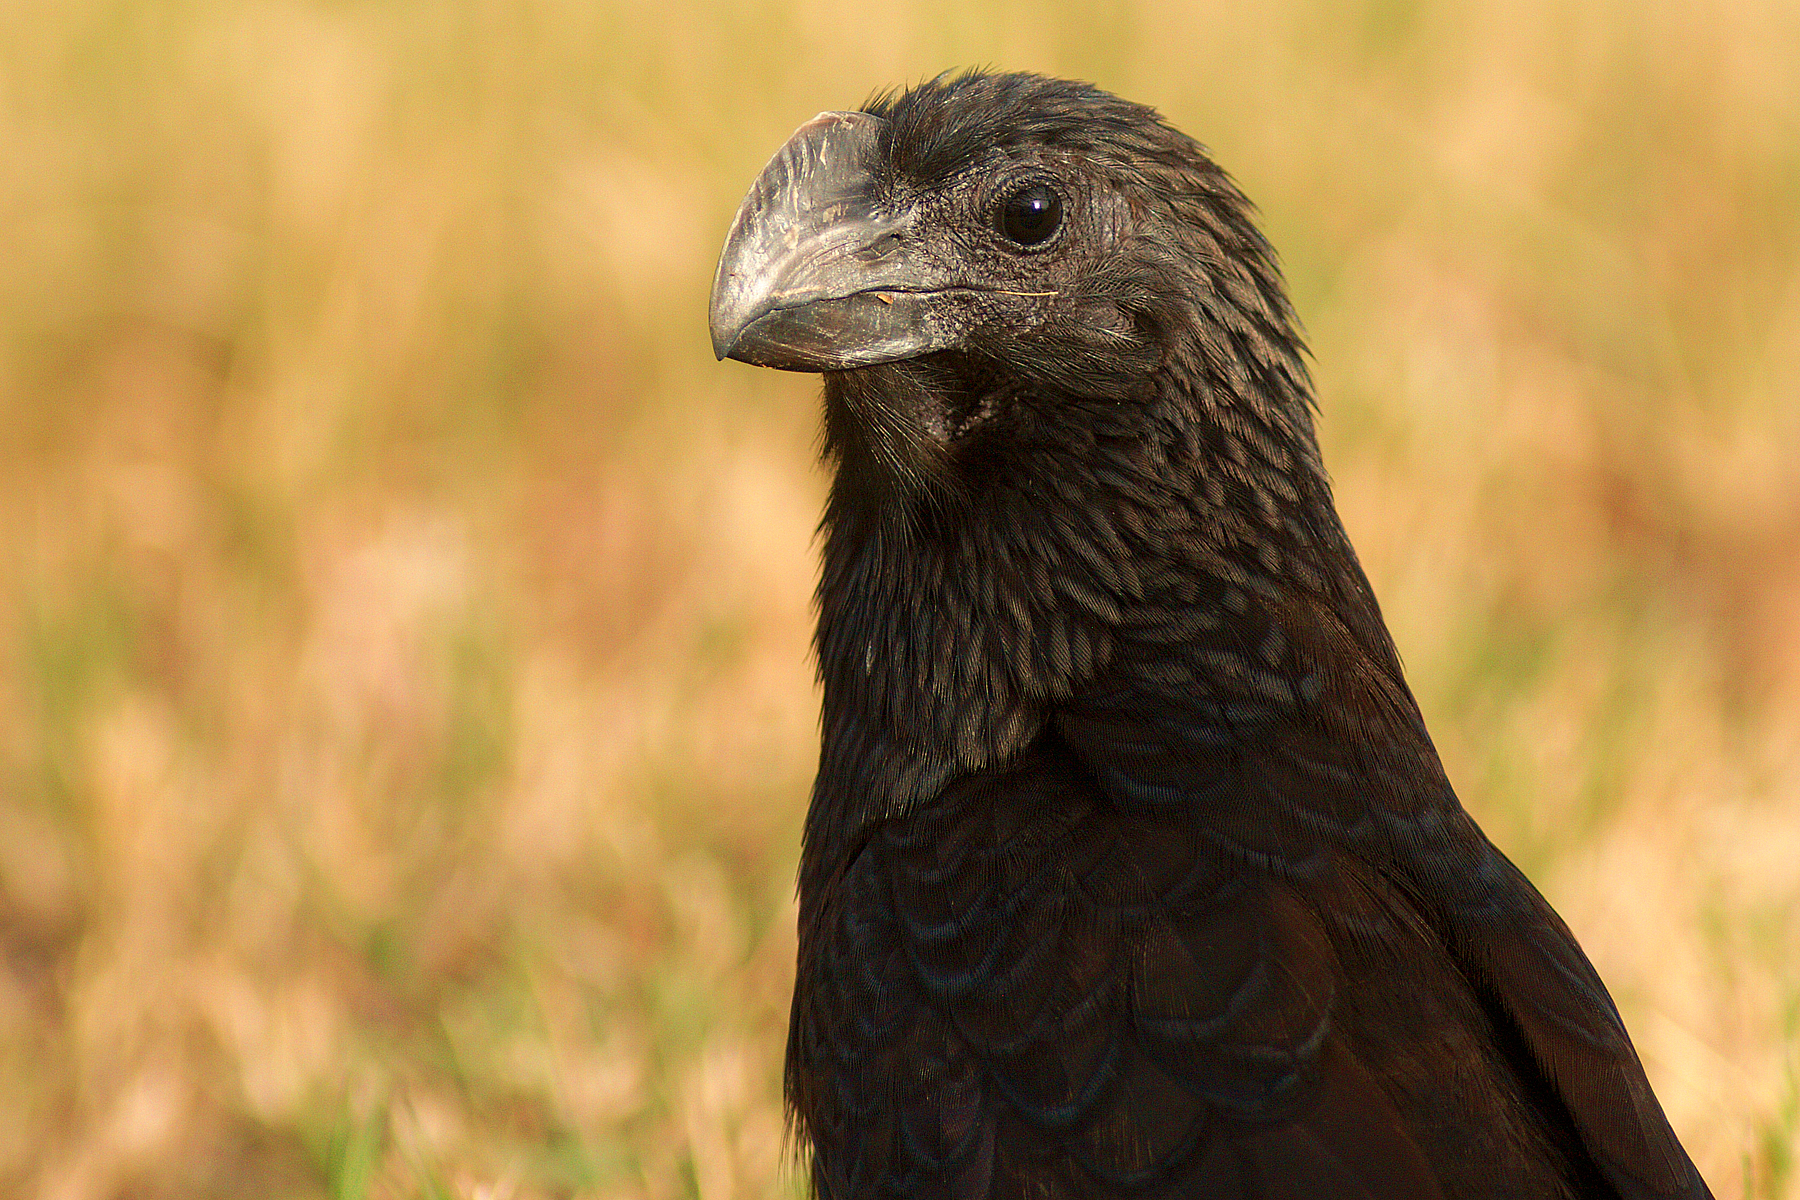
[998,185,1061,246]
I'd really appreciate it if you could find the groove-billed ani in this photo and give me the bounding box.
[707,71,1709,1200]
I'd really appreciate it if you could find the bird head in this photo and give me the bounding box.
[710,71,1319,503]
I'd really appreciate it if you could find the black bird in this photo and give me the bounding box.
[708,71,1710,1200]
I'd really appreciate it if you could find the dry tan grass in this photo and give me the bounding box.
[0,1,1794,1197]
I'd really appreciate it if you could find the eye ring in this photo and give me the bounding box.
[997,184,1062,246]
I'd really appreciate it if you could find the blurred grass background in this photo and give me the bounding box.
[0,0,1794,1196]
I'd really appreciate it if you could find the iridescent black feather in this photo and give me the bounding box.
[787,71,1708,1200]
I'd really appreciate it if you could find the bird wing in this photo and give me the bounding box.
[1050,584,1712,1200]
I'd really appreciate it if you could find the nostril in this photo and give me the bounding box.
[858,231,903,261]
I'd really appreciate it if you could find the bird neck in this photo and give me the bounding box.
[804,356,1409,897]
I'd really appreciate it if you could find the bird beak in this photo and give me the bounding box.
[709,111,959,371]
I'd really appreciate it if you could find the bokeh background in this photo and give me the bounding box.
[0,0,1795,1196]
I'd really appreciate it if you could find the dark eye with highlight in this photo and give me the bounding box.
[998,185,1061,246]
